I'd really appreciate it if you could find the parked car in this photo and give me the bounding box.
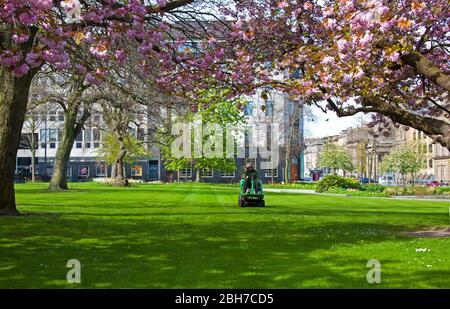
[379,174,396,186]
[359,177,377,184]
[427,181,449,187]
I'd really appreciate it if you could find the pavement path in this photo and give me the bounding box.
[264,188,450,202]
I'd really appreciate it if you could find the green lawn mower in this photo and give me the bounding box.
[238,176,265,207]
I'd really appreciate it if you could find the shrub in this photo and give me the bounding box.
[436,187,450,195]
[92,177,145,186]
[316,175,362,193]
[383,187,398,196]
[265,182,317,190]
[382,185,437,196]
[361,184,386,192]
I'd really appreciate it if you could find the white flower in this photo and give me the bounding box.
[415,248,431,252]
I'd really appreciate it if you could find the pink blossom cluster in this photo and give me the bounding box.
[0,0,228,91]
[224,0,449,116]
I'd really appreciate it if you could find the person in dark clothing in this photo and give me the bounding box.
[243,163,259,193]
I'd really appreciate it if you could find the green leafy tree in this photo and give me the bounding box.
[96,132,150,181]
[158,88,246,182]
[380,142,426,185]
[319,142,354,174]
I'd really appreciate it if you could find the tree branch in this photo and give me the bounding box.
[401,51,450,92]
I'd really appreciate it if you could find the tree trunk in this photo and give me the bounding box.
[112,138,128,186]
[196,169,201,183]
[285,146,292,184]
[0,67,34,215]
[31,149,36,183]
[111,163,117,178]
[30,129,36,183]
[284,157,289,184]
[48,108,87,191]
[401,51,450,93]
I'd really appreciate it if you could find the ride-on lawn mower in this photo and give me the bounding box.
[238,176,265,207]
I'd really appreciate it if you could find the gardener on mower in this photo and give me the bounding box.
[243,163,260,193]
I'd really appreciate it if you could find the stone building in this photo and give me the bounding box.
[304,121,449,183]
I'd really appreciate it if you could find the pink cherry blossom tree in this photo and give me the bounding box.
[225,0,449,147]
[0,0,232,215]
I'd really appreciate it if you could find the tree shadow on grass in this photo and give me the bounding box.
[1,213,448,288]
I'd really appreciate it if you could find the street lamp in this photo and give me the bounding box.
[437,164,445,183]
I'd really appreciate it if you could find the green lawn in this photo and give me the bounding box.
[1,182,450,288]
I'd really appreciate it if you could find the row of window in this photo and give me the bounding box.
[35,127,145,150]
[244,101,274,117]
[177,168,278,178]
[65,163,106,177]
[64,163,144,178]
[39,112,147,123]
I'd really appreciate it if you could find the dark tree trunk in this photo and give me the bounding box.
[30,132,36,183]
[48,106,88,191]
[0,67,34,215]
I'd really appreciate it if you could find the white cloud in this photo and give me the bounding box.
[304,106,371,138]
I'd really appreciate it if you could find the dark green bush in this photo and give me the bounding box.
[316,175,362,193]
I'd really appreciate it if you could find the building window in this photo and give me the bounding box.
[46,167,53,176]
[201,168,213,178]
[93,128,101,142]
[58,112,64,122]
[49,111,56,122]
[79,166,89,177]
[264,168,278,178]
[84,128,92,144]
[429,144,433,153]
[265,101,274,117]
[40,129,47,144]
[67,167,72,177]
[49,142,56,149]
[244,101,253,116]
[131,165,143,177]
[429,159,433,168]
[48,129,57,142]
[221,170,235,178]
[179,168,192,178]
[75,131,83,148]
[96,162,106,177]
